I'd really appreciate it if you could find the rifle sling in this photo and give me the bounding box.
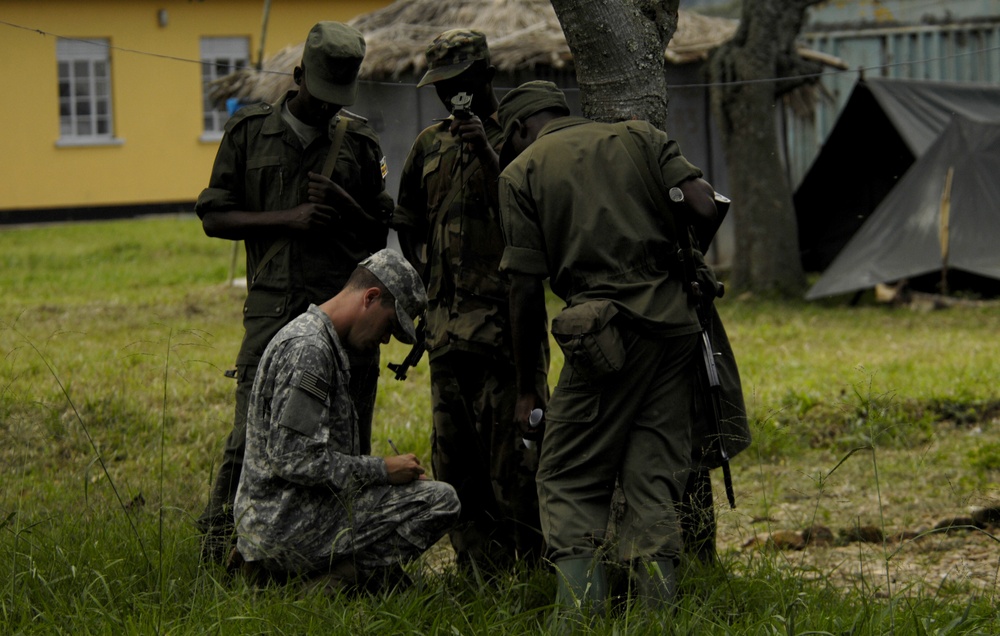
[321,114,351,179]
[436,143,487,246]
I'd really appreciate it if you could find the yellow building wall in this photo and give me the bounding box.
[0,0,389,215]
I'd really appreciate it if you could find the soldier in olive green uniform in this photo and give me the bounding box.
[195,22,393,564]
[392,31,547,569]
[497,81,723,619]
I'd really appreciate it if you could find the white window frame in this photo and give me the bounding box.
[200,37,250,141]
[56,38,120,147]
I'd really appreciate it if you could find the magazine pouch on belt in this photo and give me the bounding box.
[551,300,624,383]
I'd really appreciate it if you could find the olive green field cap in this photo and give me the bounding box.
[417,29,490,87]
[359,249,427,344]
[497,80,570,143]
[302,21,366,106]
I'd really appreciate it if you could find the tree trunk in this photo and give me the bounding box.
[709,0,822,296]
[551,0,679,128]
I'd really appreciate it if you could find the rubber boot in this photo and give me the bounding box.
[550,557,608,633]
[632,558,678,612]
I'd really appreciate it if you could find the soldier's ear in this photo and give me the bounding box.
[363,287,382,308]
[513,119,528,142]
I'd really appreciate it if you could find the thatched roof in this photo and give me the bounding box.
[212,0,740,104]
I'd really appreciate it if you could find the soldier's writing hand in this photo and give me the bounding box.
[384,453,427,485]
[287,202,335,232]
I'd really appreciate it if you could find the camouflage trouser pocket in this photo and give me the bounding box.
[551,300,625,383]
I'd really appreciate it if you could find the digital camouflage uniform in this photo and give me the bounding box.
[498,109,707,567]
[235,304,460,576]
[392,30,547,566]
[195,91,393,550]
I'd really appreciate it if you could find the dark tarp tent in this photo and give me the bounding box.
[794,78,1000,272]
[805,115,1000,300]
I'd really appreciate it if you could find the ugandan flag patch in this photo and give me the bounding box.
[380,156,389,180]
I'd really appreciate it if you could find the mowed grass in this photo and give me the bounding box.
[1,215,998,634]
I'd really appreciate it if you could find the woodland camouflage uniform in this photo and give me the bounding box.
[392,30,547,567]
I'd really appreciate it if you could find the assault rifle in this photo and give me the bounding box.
[617,127,745,509]
[671,187,738,509]
[387,318,426,381]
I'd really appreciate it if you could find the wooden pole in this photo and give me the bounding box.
[256,0,272,71]
[938,166,954,296]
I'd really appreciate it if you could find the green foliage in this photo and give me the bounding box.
[967,442,1000,473]
[2,216,999,633]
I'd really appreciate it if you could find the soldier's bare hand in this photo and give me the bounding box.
[450,116,490,156]
[385,453,426,485]
[306,172,337,205]
[287,202,335,232]
[307,172,365,218]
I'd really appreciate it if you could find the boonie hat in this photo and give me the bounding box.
[302,21,365,106]
[417,29,490,87]
[497,80,570,145]
[359,249,427,344]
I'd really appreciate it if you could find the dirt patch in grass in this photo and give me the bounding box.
[719,415,1000,600]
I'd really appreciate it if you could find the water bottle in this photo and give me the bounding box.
[523,408,543,450]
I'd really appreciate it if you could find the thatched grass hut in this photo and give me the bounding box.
[211,0,739,105]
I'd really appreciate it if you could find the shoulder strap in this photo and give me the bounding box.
[437,155,479,220]
[321,115,351,179]
[249,238,291,287]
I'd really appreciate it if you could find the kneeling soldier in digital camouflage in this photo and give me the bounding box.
[234,249,460,592]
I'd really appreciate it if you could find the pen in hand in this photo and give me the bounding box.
[388,439,400,455]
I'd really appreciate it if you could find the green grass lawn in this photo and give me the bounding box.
[2,216,998,634]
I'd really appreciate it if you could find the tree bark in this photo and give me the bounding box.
[551,0,679,128]
[708,0,822,296]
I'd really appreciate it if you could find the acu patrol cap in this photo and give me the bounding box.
[498,80,570,145]
[302,21,366,106]
[359,249,427,345]
[417,29,490,87]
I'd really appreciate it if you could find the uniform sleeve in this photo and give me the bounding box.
[650,124,703,187]
[194,127,245,217]
[262,341,388,491]
[391,136,429,232]
[498,165,549,277]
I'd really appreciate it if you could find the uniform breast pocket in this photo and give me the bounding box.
[421,153,445,203]
[245,155,284,211]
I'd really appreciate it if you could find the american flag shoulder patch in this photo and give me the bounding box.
[296,370,330,402]
[380,156,389,180]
